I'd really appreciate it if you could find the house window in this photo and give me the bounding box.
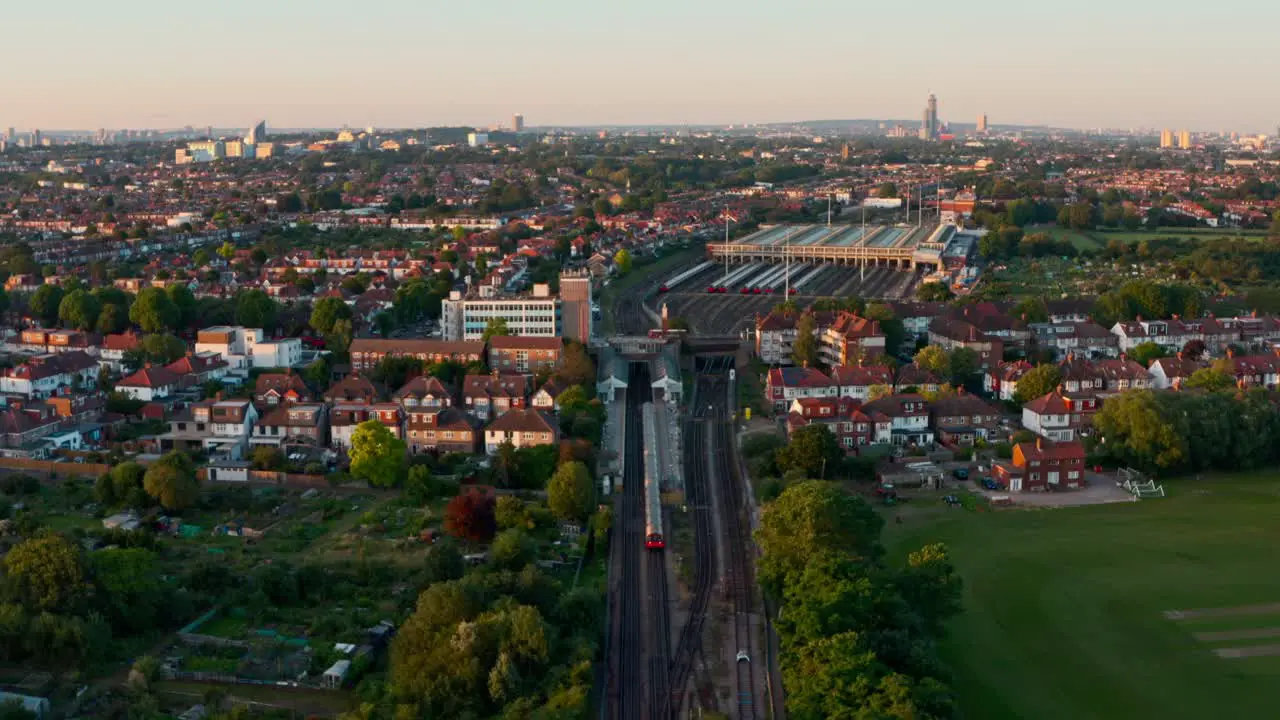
[1031,473,1040,482]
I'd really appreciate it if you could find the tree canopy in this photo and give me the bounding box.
[547,461,593,522]
[349,419,408,488]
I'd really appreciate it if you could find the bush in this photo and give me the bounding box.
[0,474,40,496]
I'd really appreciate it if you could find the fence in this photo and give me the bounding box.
[0,457,110,478]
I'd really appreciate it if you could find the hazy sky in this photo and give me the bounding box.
[5,0,1279,133]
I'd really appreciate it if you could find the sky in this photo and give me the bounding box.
[4,0,1279,133]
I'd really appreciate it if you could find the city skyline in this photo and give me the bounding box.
[2,0,1279,133]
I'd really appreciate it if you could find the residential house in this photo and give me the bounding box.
[324,375,380,405]
[784,397,876,452]
[993,438,1087,492]
[0,352,99,399]
[532,377,571,412]
[1057,355,1106,394]
[754,309,836,366]
[894,363,943,394]
[255,372,315,407]
[98,332,141,372]
[393,375,454,410]
[165,352,230,389]
[488,336,562,375]
[820,312,886,367]
[1021,390,1099,442]
[116,364,182,402]
[405,407,479,455]
[1093,358,1154,394]
[195,326,302,374]
[0,404,64,458]
[1030,321,1119,359]
[928,317,1003,370]
[1222,351,1280,389]
[1148,354,1207,390]
[860,394,933,446]
[1110,316,1236,354]
[251,403,328,447]
[929,391,1002,446]
[829,364,894,402]
[985,360,1033,402]
[765,366,836,412]
[463,373,529,421]
[330,402,402,450]
[484,408,559,453]
[162,399,260,458]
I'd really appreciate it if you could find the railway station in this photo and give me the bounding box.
[706,222,958,271]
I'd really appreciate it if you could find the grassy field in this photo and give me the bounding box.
[1039,225,1271,250]
[885,475,1280,720]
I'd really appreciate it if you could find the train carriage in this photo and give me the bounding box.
[641,402,665,550]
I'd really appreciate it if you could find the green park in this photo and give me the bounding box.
[887,474,1280,720]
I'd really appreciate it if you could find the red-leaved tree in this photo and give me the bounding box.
[444,490,497,543]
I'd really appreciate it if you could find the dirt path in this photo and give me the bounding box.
[1164,602,1280,621]
[1194,627,1280,642]
[1213,644,1280,659]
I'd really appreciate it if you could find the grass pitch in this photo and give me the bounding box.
[886,475,1280,720]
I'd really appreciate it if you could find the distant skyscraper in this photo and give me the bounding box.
[512,113,525,133]
[977,114,989,133]
[31,129,42,147]
[920,93,939,140]
[4,128,12,142]
[1179,130,1192,149]
[1160,129,1174,149]
[247,120,267,145]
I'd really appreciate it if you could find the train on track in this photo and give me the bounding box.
[641,402,665,550]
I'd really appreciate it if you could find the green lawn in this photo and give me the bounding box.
[1042,226,1101,251]
[885,475,1280,720]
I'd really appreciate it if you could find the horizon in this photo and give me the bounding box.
[3,0,1279,134]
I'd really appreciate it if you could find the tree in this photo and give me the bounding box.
[1180,339,1207,361]
[1012,297,1049,324]
[775,425,841,480]
[1184,368,1235,392]
[1129,341,1168,367]
[235,289,278,330]
[129,287,178,333]
[948,346,979,383]
[310,296,352,336]
[444,490,497,542]
[490,529,537,571]
[95,303,127,334]
[29,284,64,327]
[250,446,285,471]
[915,282,953,302]
[756,481,884,594]
[192,249,212,267]
[143,453,199,511]
[560,341,594,386]
[876,182,898,198]
[495,495,528,530]
[349,419,408,488]
[328,318,354,355]
[165,284,197,328]
[92,548,162,633]
[482,317,512,341]
[547,461,593,522]
[57,289,101,331]
[913,345,950,377]
[1014,364,1062,404]
[792,313,819,367]
[216,241,236,260]
[613,249,633,275]
[3,535,88,613]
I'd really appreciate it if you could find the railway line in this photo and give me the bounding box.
[712,377,758,720]
[614,361,662,720]
[667,369,722,716]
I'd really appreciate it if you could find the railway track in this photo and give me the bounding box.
[713,379,758,720]
[667,375,719,715]
[615,362,654,720]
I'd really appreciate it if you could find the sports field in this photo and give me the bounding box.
[1041,225,1270,250]
[886,475,1280,720]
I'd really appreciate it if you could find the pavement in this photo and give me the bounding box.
[968,471,1137,508]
